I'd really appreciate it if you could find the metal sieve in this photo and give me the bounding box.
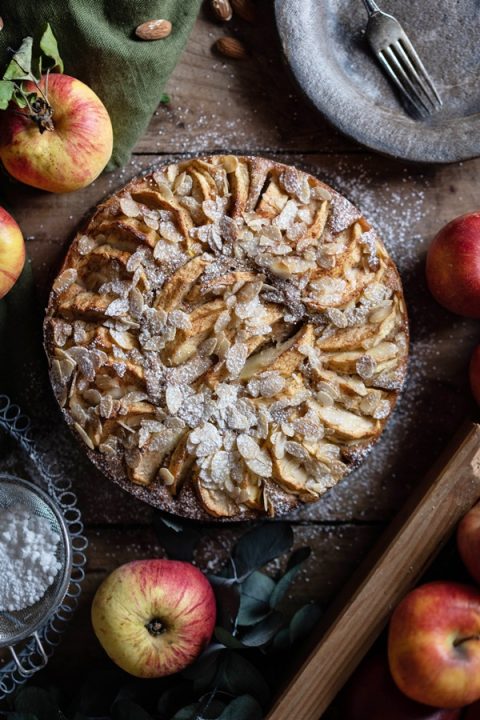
[0,474,72,676]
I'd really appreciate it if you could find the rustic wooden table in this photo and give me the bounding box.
[2,2,480,704]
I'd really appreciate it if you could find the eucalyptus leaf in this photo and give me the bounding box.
[172,703,201,720]
[270,547,311,609]
[39,23,64,72]
[152,513,202,562]
[8,714,38,720]
[215,626,246,649]
[271,626,290,650]
[0,80,14,110]
[237,571,275,626]
[181,644,223,692]
[157,682,196,717]
[3,37,34,81]
[217,652,270,706]
[289,603,322,644]
[232,523,293,579]
[14,687,60,720]
[218,695,263,720]
[240,611,284,647]
[111,700,154,720]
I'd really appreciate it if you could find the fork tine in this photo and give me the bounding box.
[391,38,442,108]
[379,47,431,115]
[397,36,442,107]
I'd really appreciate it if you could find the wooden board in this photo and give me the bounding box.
[267,422,480,720]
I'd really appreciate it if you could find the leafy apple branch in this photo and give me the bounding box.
[0,24,63,131]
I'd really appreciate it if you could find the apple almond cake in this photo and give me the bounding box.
[44,155,408,520]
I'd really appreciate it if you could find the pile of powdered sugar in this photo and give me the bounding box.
[0,503,61,612]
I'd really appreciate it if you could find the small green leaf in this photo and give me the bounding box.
[0,80,14,110]
[240,611,284,647]
[237,571,275,626]
[111,699,154,720]
[172,703,201,720]
[218,695,263,720]
[289,603,322,644]
[215,626,246,649]
[270,547,311,608]
[217,652,270,706]
[40,23,64,72]
[3,37,34,81]
[233,523,293,578]
[160,93,171,104]
[272,626,290,650]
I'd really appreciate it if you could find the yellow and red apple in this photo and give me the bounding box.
[458,501,480,585]
[0,207,25,299]
[342,649,461,720]
[388,581,480,708]
[91,559,216,678]
[426,212,480,318]
[0,74,113,193]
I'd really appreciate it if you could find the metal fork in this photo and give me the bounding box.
[362,0,442,117]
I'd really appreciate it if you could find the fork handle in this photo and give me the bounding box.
[362,0,381,14]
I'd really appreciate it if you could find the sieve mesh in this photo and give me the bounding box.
[0,475,72,646]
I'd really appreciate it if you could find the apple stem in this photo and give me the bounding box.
[453,634,480,647]
[145,618,167,637]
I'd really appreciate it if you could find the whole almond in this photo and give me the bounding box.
[214,36,248,60]
[211,0,233,22]
[135,19,172,41]
[231,0,256,23]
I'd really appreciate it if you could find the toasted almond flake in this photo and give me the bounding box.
[53,268,77,293]
[159,467,175,486]
[120,195,141,217]
[166,385,183,414]
[73,422,95,450]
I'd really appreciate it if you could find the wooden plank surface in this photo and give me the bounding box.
[1,3,480,709]
[268,423,480,720]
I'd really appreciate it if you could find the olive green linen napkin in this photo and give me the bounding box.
[0,0,202,168]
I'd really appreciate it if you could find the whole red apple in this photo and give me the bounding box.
[426,212,480,318]
[342,650,461,720]
[91,559,216,678]
[388,582,480,708]
[458,501,480,585]
[0,207,25,299]
[0,74,113,193]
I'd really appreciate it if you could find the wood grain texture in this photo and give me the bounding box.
[268,423,480,720]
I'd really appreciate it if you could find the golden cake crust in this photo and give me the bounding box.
[44,155,409,520]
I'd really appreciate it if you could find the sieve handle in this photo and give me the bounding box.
[8,632,48,678]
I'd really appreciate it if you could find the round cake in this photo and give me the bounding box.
[44,155,409,520]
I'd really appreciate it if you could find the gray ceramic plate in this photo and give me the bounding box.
[275,0,480,163]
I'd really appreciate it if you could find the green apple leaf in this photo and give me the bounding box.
[40,23,64,73]
[270,546,311,608]
[237,571,275,626]
[218,695,263,720]
[3,37,35,81]
[232,523,293,578]
[0,80,14,110]
[289,602,322,644]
